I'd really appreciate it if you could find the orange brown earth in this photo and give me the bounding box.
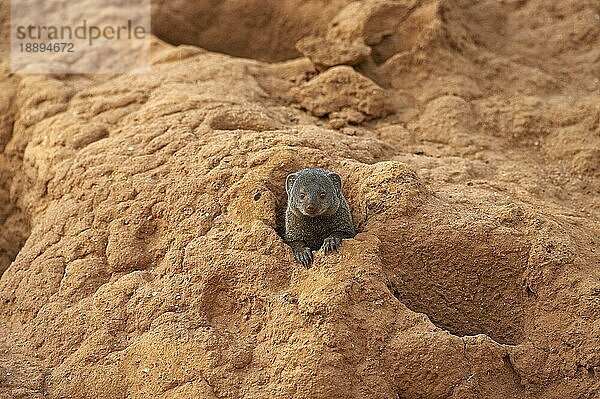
[1,0,599,398]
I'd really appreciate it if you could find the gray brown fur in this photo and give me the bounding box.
[285,168,356,267]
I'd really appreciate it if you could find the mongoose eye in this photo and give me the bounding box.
[319,192,326,198]
[299,193,306,199]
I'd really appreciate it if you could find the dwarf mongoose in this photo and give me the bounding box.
[285,168,356,267]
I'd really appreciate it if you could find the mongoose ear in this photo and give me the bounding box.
[285,173,297,195]
[328,172,342,193]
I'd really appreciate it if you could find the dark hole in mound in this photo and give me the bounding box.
[382,223,529,345]
[275,204,287,242]
[151,0,352,63]
[270,179,288,241]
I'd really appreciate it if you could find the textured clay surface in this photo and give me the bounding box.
[295,36,372,71]
[0,0,599,398]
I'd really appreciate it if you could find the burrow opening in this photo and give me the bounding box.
[151,0,352,63]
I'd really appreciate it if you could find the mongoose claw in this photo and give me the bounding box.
[321,236,342,254]
[294,247,314,267]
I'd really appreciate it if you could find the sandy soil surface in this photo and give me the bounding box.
[0,0,599,398]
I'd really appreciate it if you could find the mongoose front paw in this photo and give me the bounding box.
[321,236,342,254]
[293,247,314,267]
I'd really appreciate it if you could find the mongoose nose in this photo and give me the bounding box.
[306,204,316,213]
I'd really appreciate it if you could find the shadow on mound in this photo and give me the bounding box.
[0,176,30,276]
[383,221,529,345]
[151,0,352,62]
[0,89,30,276]
[352,161,528,345]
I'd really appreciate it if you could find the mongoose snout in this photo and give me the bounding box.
[284,168,356,267]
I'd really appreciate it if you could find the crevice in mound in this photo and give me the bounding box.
[0,205,29,276]
[0,84,31,277]
[0,158,31,277]
[151,0,352,62]
[382,224,529,345]
[503,354,524,389]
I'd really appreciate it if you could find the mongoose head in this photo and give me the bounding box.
[286,168,342,217]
